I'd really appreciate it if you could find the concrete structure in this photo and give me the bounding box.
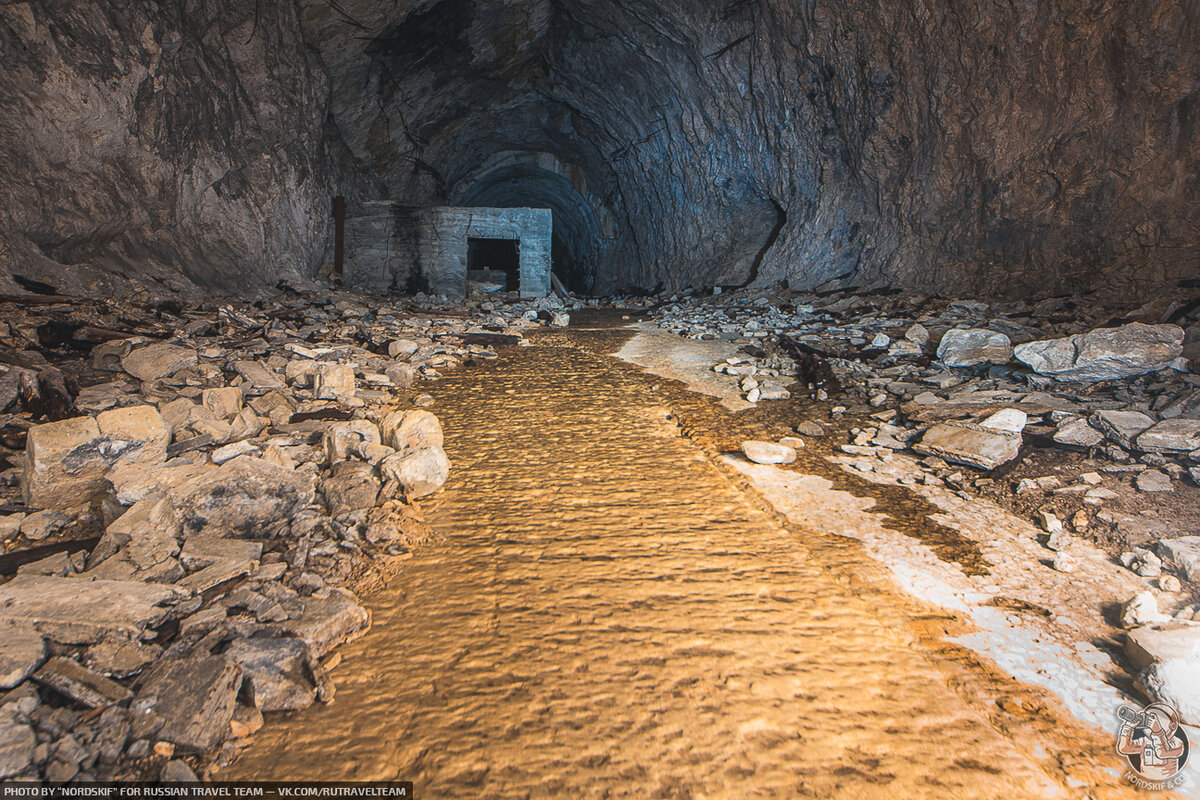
[344,203,552,298]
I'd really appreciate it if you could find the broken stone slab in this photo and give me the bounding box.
[17,509,70,542]
[31,656,133,708]
[106,461,211,506]
[1125,621,1200,725]
[0,625,44,689]
[936,328,1013,367]
[379,410,443,453]
[380,447,451,499]
[1156,537,1200,583]
[87,496,182,582]
[912,421,1022,470]
[1136,419,1200,453]
[201,387,243,420]
[0,704,36,779]
[121,344,198,383]
[233,360,286,392]
[278,589,370,660]
[137,657,241,751]
[979,408,1027,434]
[1013,323,1184,382]
[1125,622,1200,672]
[1053,418,1104,447]
[314,364,356,400]
[176,557,258,593]
[84,639,161,679]
[224,638,316,712]
[740,441,798,465]
[0,576,188,645]
[178,536,264,572]
[1089,409,1155,449]
[24,405,169,509]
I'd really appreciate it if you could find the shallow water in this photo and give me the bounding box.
[229,316,1137,798]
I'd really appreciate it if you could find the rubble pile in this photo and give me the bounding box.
[652,284,1200,717]
[0,286,576,781]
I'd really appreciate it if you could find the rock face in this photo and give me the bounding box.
[1014,324,1184,382]
[299,0,1200,297]
[0,1,376,297]
[3,1,1197,298]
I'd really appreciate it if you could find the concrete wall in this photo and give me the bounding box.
[343,203,552,298]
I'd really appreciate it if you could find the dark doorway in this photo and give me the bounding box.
[467,238,520,291]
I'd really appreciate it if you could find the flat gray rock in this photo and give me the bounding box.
[279,589,370,659]
[1089,409,1154,449]
[1053,418,1104,447]
[233,360,286,391]
[1134,470,1172,493]
[1136,418,1200,453]
[121,344,197,382]
[1014,322,1183,382]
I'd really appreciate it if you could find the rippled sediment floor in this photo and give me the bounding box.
[230,318,1135,798]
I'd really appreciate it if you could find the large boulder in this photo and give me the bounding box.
[224,638,316,712]
[1126,622,1200,726]
[1013,323,1183,382]
[379,410,443,453]
[165,457,315,538]
[912,421,1022,470]
[936,328,1013,367]
[121,344,197,383]
[380,447,450,499]
[24,405,169,509]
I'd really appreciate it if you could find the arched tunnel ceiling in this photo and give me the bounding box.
[299,0,1199,297]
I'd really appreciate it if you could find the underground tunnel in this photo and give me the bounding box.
[0,0,1198,793]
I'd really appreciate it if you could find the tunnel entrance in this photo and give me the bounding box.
[468,237,520,291]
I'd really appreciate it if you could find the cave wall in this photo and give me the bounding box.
[0,0,1195,300]
[0,0,378,298]
[305,0,1199,299]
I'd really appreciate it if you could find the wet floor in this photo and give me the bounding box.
[229,316,1138,798]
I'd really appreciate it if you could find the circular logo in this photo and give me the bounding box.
[1117,702,1190,786]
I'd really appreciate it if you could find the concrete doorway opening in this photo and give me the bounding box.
[468,237,521,292]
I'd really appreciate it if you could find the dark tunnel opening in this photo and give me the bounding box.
[467,237,520,291]
[455,163,605,295]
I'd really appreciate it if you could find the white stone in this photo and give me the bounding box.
[740,441,797,465]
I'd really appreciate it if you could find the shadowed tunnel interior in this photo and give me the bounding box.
[0,0,1195,300]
